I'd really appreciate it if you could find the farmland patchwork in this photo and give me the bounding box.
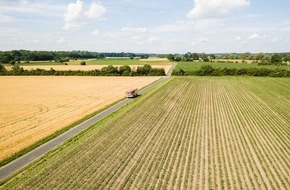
[1,77,289,189]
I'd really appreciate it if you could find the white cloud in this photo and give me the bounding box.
[0,14,14,22]
[156,19,225,34]
[248,33,266,40]
[197,36,208,42]
[85,1,106,19]
[191,36,209,45]
[187,0,250,19]
[63,1,106,29]
[32,39,40,44]
[91,29,99,35]
[63,0,83,29]
[63,22,83,30]
[156,20,192,33]
[235,36,242,41]
[131,36,141,40]
[0,28,18,35]
[271,38,289,44]
[121,27,147,33]
[148,36,160,43]
[0,1,64,17]
[169,38,177,43]
[57,37,66,44]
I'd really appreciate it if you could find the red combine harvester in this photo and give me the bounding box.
[126,88,138,98]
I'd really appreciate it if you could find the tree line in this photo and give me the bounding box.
[0,64,165,76]
[0,50,145,64]
[2,50,289,65]
[172,65,289,77]
[167,52,290,64]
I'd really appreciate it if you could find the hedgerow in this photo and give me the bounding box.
[172,65,289,77]
[0,64,165,76]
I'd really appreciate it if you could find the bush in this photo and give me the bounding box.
[172,68,185,76]
[148,68,165,76]
[271,54,282,64]
[171,65,289,77]
[106,65,119,76]
[12,65,24,75]
[222,67,237,75]
[175,56,182,62]
[258,60,271,65]
[119,65,131,76]
[196,65,215,76]
[10,60,16,65]
[80,61,86,65]
[137,64,152,75]
[0,64,6,73]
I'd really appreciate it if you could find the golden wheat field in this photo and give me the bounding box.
[0,76,160,162]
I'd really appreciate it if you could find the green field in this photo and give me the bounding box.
[15,58,170,66]
[1,77,289,190]
[174,61,290,72]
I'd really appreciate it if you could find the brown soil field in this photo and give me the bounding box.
[5,65,172,74]
[0,76,160,162]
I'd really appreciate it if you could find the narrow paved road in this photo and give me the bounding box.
[0,63,176,182]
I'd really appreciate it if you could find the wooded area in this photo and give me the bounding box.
[1,50,290,65]
[0,50,145,64]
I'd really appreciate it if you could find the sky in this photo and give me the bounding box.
[0,0,290,53]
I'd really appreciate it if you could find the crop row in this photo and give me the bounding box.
[2,77,289,190]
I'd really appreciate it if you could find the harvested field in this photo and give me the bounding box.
[1,77,290,189]
[0,76,160,162]
[5,65,172,74]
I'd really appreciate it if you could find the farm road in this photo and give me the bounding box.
[0,63,176,182]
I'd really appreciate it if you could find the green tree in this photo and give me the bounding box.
[166,54,175,62]
[255,52,267,60]
[175,56,182,62]
[140,54,149,59]
[119,65,131,76]
[271,54,282,64]
[283,54,290,62]
[191,53,199,60]
[137,64,152,75]
[0,64,6,73]
[240,52,251,60]
[107,65,119,75]
[12,65,24,75]
[100,67,108,75]
[1,52,12,63]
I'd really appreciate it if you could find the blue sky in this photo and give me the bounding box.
[0,0,290,53]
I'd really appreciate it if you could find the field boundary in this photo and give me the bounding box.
[0,76,171,182]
